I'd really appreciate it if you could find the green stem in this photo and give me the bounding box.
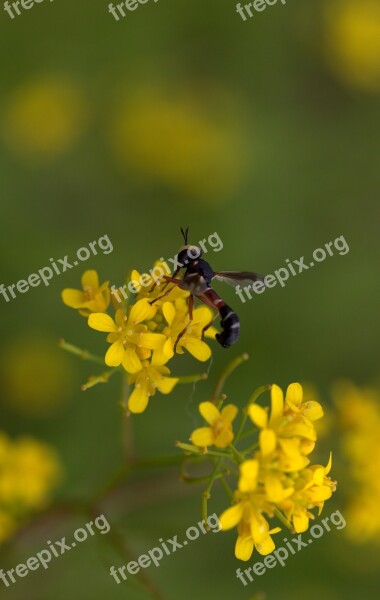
[59,339,105,365]
[274,508,293,531]
[229,443,245,463]
[81,368,120,391]
[220,475,234,499]
[176,442,233,460]
[106,526,166,600]
[234,384,270,443]
[202,458,224,524]
[92,455,186,503]
[243,441,259,454]
[120,374,136,461]
[210,353,249,403]
[239,426,259,442]
[177,373,208,384]
[181,472,226,485]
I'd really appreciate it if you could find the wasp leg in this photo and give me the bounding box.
[149,276,184,305]
[201,313,219,340]
[148,268,180,294]
[197,294,219,339]
[149,285,174,305]
[174,295,194,352]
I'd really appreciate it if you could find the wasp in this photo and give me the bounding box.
[152,228,265,349]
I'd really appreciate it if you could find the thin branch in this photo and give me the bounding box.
[210,353,249,403]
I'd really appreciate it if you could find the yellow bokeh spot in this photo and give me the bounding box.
[324,1,380,92]
[109,85,247,203]
[2,77,87,162]
[0,432,62,543]
[1,335,73,417]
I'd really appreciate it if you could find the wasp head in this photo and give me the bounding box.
[178,227,202,265]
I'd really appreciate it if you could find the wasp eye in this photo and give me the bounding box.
[187,246,202,259]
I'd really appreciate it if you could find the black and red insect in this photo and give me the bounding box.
[153,227,264,349]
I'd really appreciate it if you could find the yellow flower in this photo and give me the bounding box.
[190,401,238,448]
[239,457,295,504]
[284,382,324,423]
[153,300,217,365]
[220,497,281,561]
[62,270,111,316]
[248,383,322,468]
[278,454,336,533]
[88,300,168,373]
[127,361,179,414]
[324,0,380,93]
[183,381,335,561]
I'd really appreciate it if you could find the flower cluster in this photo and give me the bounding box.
[333,381,380,544]
[182,382,336,561]
[62,267,217,413]
[0,433,61,543]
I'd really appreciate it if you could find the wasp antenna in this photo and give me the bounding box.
[180,226,189,244]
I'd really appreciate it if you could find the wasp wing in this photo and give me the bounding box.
[213,271,266,289]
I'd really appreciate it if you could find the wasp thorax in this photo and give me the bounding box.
[177,245,203,265]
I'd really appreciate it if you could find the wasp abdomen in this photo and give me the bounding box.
[216,303,240,348]
[204,289,240,348]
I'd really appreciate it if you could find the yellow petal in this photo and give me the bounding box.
[293,512,309,533]
[105,339,124,367]
[162,337,174,358]
[286,382,303,407]
[260,429,276,456]
[304,401,324,421]
[130,270,142,292]
[151,347,170,367]
[235,536,254,561]
[239,460,259,492]
[248,404,268,429]
[61,289,85,308]
[250,515,269,543]
[88,313,117,332]
[256,535,275,556]
[128,386,149,414]
[325,452,332,475]
[190,427,214,447]
[285,422,317,441]
[129,299,155,324]
[81,270,99,290]
[199,402,220,425]
[138,333,167,350]
[309,487,333,502]
[214,429,234,448]
[121,347,143,373]
[270,384,284,421]
[240,459,259,481]
[156,376,178,394]
[219,503,244,530]
[278,438,305,462]
[192,306,213,327]
[221,404,238,423]
[265,475,287,503]
[184,338,212,362]
[204,325,218,339]
[162,302,176,326]
[269,527,282,535]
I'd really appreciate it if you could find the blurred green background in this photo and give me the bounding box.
[0,0,379,598]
